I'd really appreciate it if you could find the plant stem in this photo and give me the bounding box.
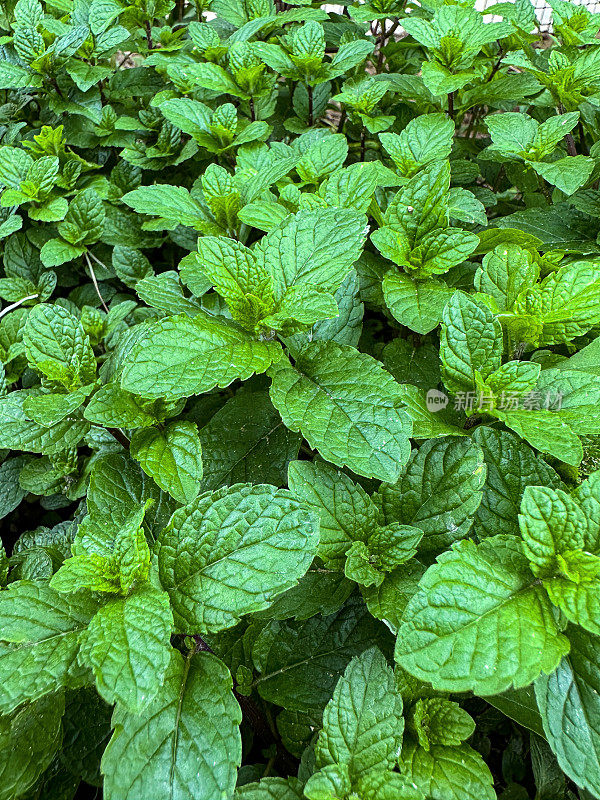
[565,131,578,157]
[360,127,366,161]
[578,119,588,155]
[145,20,153,50]
[0,294,38,320]
[447,91,454,120]
[107,427,131,448]
[307,84,314,126]
[84,252,110,313]
[249,96,256,121]
[486,43,504,82]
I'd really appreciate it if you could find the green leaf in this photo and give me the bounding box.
[256,208,367,300]
[408,698,475,750]
[0,694,65,800]
[188,236,274,329]
[158,97,211,142]
[382,272,453,334]
[532,156,594,196]
[113,502,152,593]
[558,334,600,376]
[23,303,96,386]
[396,536,570,694]
[84,382,159,428]
[0,456,27,520]
[483,685,546,739]
[136,272,204,318]
[535,625,600,798]
[384,161,450,242]
[0,62,40,89]
[544,553,600,635]
[394,385,466,440]
[529,261,600,345]
[519,485,587,576]
[58,189,104,246]
[102,649,242,800]
[324,164,378,213]
[473,428,561,539]
[83,453,177,544]
[50,553,120,594]
[474,244,539,312]
[362,562,426,635]
[296,134,348,183]
[122,185,207,228]
[315,648,403,779]
[39,238,86,268]
[157,483,319,632]
[120,313,283,400]
[78,585,173,711]
[23,384,94,426]
[574,471,600,552]
[198,388,300,491]
[379,114,454,177]
[0,390,90,455]
[236,778,304,800]
[399,743,495,800]
[440,292,503,395]
[495,408,584,467]
[130,421,203,505]
[287,459,378,569]
[255,568,354,622]
[378,438,486,553]
[252,596,393,712]
[269,342,412,482]
[373,227,478,279]
[0,581,98,713]
[354,770,424,800]
[304,764,351,800]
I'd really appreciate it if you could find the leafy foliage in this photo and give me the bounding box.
[2,0,600,798]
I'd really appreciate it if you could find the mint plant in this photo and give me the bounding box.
[2,0,600,798]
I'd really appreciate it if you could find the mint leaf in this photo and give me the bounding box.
[473,428,562,538]
[315,648,403,779]
[0,581,98,713]
[269,342,412,482]
[382,273,453,335]
[408,698,475,750]
[535,625,600,798]
[256,208,367,299]
[440,292,503,395]
[399,742,495,800]
[287,459,378,568]
[157,483,318,632]
[0,694,65,800]
[78,584,173,711]
[120,313,282,400]
[396,536,569,694]
[236,778,304,800]
[378,438,486,553]
[23,303,96,387]
[130,421,203,504]
[198,388,301,491]
[253,596,393,712]
[519,485,587,576]
[102,650,241,800]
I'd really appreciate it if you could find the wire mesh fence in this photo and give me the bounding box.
[324,1,600,31]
